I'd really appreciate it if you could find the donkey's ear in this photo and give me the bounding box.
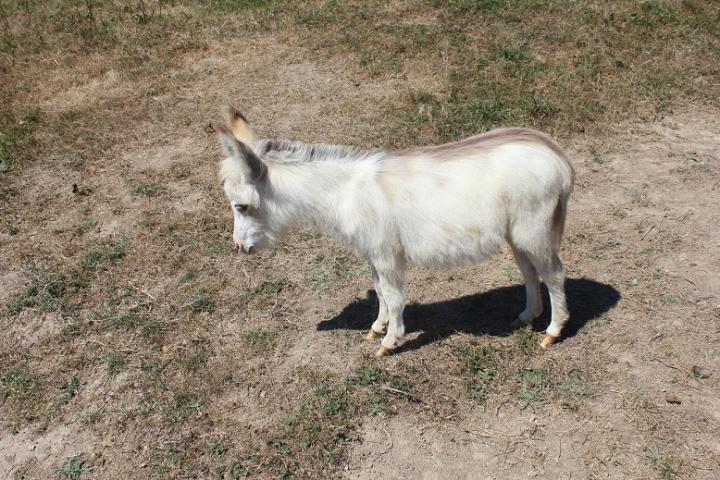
[217,126,266,181]
[223,105,256,145]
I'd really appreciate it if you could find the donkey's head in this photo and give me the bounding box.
[217,106,270,254]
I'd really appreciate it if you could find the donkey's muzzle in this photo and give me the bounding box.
[241,245,254,255]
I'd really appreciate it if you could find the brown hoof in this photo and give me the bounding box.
[366,329,382,341]
[540,334,559,349]
[375,346,394,357]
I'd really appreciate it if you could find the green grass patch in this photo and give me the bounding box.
[81,238,127,271]
[4,267,87,317]
[189,290,215,313]
[106,351,128,376]
[60,456,92,480]
[0,109,38,174]
[241,328,279,351]
[132,181,161,197]
[304,255,353,291]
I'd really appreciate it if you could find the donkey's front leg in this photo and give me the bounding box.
[366,263,389,340]
[372,256,406,357]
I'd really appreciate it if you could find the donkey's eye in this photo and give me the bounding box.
[235,204,250,214]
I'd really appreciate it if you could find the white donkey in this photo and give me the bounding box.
[217,106,574,356]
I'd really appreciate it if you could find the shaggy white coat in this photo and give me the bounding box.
[218,108,575,353]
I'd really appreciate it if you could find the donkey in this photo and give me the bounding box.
[217,106,575,356]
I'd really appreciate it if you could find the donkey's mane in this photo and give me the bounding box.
[256,139,382,164]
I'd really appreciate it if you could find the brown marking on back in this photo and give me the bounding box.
[394,128,569,162]
[378,173,395,203]
[467,225,482,236]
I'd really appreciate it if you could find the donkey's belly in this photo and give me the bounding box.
[403,225,506,268]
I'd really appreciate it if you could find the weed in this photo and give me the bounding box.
[645,446,680,480]
[455,343,502,404]
[132,181,161,197]
[241,328,278,351]
[62,374,81,400]
[510,327,538,356]
[5,268,85,316]
[109,310,169,338]
[239,278,288,306]
[106,352,128,376]
[556,374,599,400]
[304,256,353,291]
[81,238,127,271]
[189,290,215,313]
[74,218,97,235]
[180,269,197,283]
[0,109,38,174]
[60,456,91,480]
[516,368,552,404]
[351,365,383,386]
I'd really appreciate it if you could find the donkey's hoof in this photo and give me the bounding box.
[540,334,559,349]
[375,346,394,357]
[366,329,382,341]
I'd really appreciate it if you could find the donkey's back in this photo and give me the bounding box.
[371,128,574,269]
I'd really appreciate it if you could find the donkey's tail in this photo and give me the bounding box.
[551,164,574,252]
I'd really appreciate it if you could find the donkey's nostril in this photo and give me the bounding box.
[246,245,254,255]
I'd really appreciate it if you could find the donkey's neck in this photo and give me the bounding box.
[264,153,380,237]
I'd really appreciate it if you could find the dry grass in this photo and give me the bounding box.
[1,1,720,479]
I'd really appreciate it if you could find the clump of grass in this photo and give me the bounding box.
[304,255,353,291]
[132,181,161,197]
[61,374,81,400]
[109,310,169,339]
[645,446,681,480]
[239,278,288,307]
[455,343,502,404]
[241,328,278,351]
[80,238,127,271]
[0,366,48,428]
[516,367,553,404]
[4,267,86,317]
[106,352,128,376]
[60,456,92,480]
[189,290,215,313]
[0,109,38,174]
[350,365,383,386]
[74,218,97,235]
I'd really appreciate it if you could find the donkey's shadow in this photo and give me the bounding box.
[317,278,620,352]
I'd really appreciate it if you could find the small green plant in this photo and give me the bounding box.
[0,109,38,174]
[81,239,127,271]
[4,268,84,316]
[106,352,128,376]
[645,446,680,480]
[351,365,383,385]
[60,456,91,480]
[109,310,168,338]
[189,290,215,313]
[62,374,81,399]
[74,218,97,235]
[516,368,552,404]
[132,181,161,197]
[241,328,278,351]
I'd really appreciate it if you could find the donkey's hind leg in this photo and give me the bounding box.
[367,263,389,340]
[510,244,543,326]
[531,252,569,348]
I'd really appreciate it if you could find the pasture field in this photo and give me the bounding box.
[1,1,719,478]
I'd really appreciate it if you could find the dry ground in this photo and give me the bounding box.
[1,1,719,479]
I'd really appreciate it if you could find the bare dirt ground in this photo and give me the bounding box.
[1,2,719,479]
